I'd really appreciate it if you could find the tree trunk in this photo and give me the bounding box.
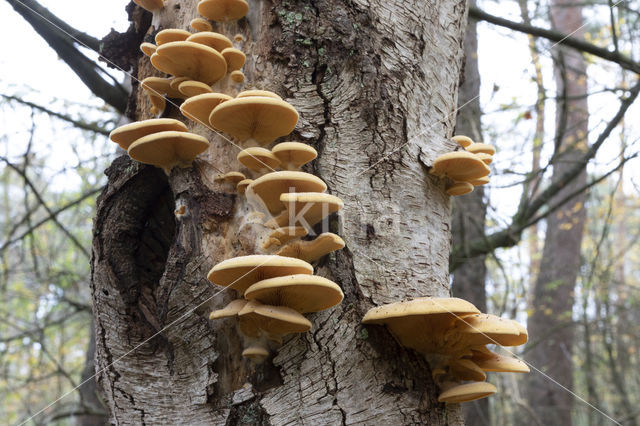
[525,1,588,424]
[451,1,489,423]
[91,0,468,423]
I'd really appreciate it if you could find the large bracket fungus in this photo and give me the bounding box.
[362,297,529,403]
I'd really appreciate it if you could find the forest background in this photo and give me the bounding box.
[0,0,639,425]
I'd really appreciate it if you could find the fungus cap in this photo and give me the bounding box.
[197,0,249,21]
[446,181,474,196]
[155,29,191,45]
[209,96,299,145]
[133,0,164,11]
[244,274,343,313]
[454,314,524,347]
[237,300,312,336]
[271,142,318,170]
[270,192,343,228]
[242,345,269,361]
[151,41,227,85]
[214,171,246,185]
[438,382,497,403]
[247,172,327,215]
[141,76,184,99]
[237,147,281,172]
[474,152,493,165]
[221,47,246,71]
[466,143,496,156]
[230,70,245,83]
[140,42,157,57]
[180,93,232,125]
[236,90,282,100]
[109,118,187,150]
[236,178,253,194]
[187,31,233,51]
[448,358,487,382]
[431,152,490,181]
[470,348,530,373]
[178,80,213,97]
[452,135,473,148]
[362,297,480,355]
[469,176,490,187]
[275,233,345,263]
[264,226,308,248]
[209,299,248,319]
[207,255,313,293]
[127,131,210,173]
[190,17,213,32]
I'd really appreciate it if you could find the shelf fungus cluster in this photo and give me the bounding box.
[208,256,344,362]
[362,297,529,403]
[430,135,496,196]
[108,118,209,174]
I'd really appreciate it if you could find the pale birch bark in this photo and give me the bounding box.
[91,0,468,423]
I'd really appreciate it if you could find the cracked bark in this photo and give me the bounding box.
[91,0,468,424]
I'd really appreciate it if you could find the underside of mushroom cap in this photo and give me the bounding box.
[207,255,314,293]
[431,152,491,182]
[438,382,497,403]
[446,181,474,196]
[237,300,312,336]
[209,96,299,145]
[469,176,490,186]
[141,77,185,100]
[244,274,343,313]
[237,147,281,172]
[242,345,269,361]
[247,172,327,215]
[452,135,473,148]
[178,80,213,97]
[264,226,309,248]
[275,233,345,263]
[109,118,187,150]
[214,171,246,185]
[180,93,232,125]
[469,348,530,373]
[221,47,246,71]
[155,29,191,45]
[271,142,318,170]
[448,358,487,382]
[187,31,233,51]
[209,299,248,319]
[236,178,253,194]
[466,143,496,156]
[127,130,210,173]
[453,314,524,347]
[198,0,249,22]
[151,41,227,85]
[267,192,342,229]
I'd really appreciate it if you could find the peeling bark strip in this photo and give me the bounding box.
[91,0,468,424]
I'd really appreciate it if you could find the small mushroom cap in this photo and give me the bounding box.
[238,300,312,336]
[469,176,490,186]
[236,90,282,100]
[187,31,233,51]
[198,0,249,21]
[178,80,213,97]
[247,172,327,215]
[469,348,530,373]
[438,382,497,403]
[190,17,213,32]
[140,42,157,57]
[133,0,164,12]
[431,152,490,181]
[270,192,343,228]
[207,255,314,293]
[209,97,299,145]
[466,143,496,156]
[264,226,308,248]
[151,41,227,85]
[169,77,191,91]
[454,314,524,347]
[230,70,245,83]
[109,118,187,150]
[148,94,165,115]
[362,297,480,355]
[155,29,191,45]
[236,178,253,194]
[221,47,246,71]
[448,358,487,382]
[209,299,248,319]
[271,142,318,170]
[446,181,474,196]
[244,274,343,313]
[141,76,184,99]
[473,152,493,165]
[214,171,246,185]
[452,135,473,148]
[180,93,232,125]
[275,233,345,263]
[237,147,281,172]
[242,345,269,361]
[128,131,210,172]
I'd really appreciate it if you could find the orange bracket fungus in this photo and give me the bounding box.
[190,17,213,33]
[362,297,528,403]
[197,0,249,22]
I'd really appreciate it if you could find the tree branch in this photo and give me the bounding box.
[5,0,128,113]
[469,6,640,75]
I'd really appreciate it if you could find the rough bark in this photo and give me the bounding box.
[91,0,469,424]
[525,1,588,424]
[451,0,488,424]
